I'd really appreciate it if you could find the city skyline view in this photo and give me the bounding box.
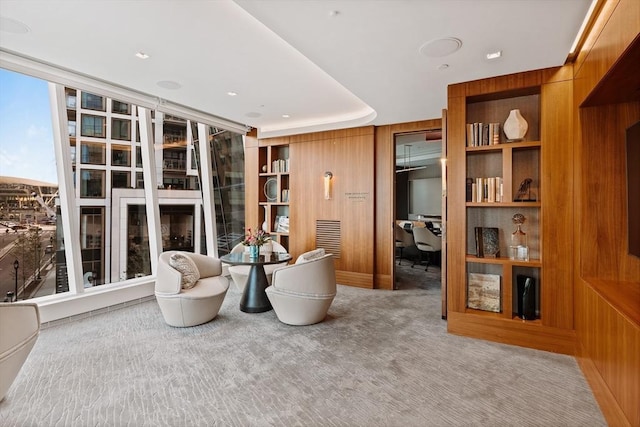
[0,68,57,184]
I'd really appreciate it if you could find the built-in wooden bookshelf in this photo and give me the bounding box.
[447,67,576,354]
[257,144,289,249]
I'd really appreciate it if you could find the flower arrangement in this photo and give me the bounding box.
[242,227,270,247]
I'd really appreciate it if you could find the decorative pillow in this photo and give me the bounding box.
[295,248,326,264]
[169,253,200,289]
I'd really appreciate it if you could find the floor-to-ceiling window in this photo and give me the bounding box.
[0,69,62,300]
[0,66,246,308]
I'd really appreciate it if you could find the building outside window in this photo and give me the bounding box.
[111,171,130,188]
[135,146,142,168]
[68,120,76,137]
[81,114,106,138]
[80,142,105,165]
[112,100,130,114]
[80,207,104,287]
[111,145,131,166]
[80,169,105,198]
[81,92,105,111]
[111,118,131,141]
[160,205,194,252]
[126,205,151,279]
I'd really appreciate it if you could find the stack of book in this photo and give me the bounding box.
[466,177,503,202]
[466,122,501,147]
[271,158,290,173]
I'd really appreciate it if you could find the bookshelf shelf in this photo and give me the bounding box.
[466,202,541,208]
[465,255,542,267]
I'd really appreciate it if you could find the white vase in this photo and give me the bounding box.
[503,109,528,141]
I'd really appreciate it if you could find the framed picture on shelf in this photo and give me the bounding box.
[474,227,500,258]
[467,273,501,312]
[276,216,289,233]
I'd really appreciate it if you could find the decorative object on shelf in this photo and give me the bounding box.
[262,206,268,232]
[261,165,267,173]
[503,108,528,141]
[474,227,500,258]
[324,171,333,200]
[263,178,277,202]
[515,178,535,201]
[517,274,537,320]
[243,227,270,258]
[467,273,501,312]
[509,213,529,261]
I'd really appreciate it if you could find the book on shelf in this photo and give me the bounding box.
[467,273,501,312]
[281,189,290,203]
[470,177,503,202]
[474,227,500,258]
[466,122,501,146]
[466,178,474,202]
[271,158,290,173]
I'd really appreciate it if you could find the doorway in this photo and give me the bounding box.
[393,128,446,316]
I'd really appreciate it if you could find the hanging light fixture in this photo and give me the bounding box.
[396,144,426,173]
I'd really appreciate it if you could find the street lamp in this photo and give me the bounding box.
[13,260,19,302]
[35,229,41,280]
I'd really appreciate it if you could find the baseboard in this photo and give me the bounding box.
[575,342,632,427]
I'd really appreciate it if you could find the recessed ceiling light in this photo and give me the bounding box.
[227,91,238,97]
[0,16,30,34]
[328,10,340,17]
[419,37,462,58]
[156,80,182,90]
[438,64,450,70]
[135,52,149,59]
[486,50,502,60]
[282,114,290,118]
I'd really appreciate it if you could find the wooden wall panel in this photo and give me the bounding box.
[243,132,260,234]
[574,0,640,105]
[289,127,375,287]
[579,102,640,281]
[576,278,640,426]
[445,94,467,314]
[541,74,574,330]
[572,1,640,425]
[375,125,393,290]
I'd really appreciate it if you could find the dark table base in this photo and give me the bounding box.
[239,264,273,313]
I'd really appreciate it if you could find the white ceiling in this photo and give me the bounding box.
[0,0,592,139]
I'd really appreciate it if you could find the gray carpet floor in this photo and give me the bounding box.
[1,267,605,427]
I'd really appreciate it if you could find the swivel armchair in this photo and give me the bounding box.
[412,226,442,271]
[266,252,336,326]
[0,302,40,401]
[156,251,229,327]
[395,223,414,265]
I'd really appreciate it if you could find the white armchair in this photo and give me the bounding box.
[156,251,229,327]
[0,302,40,401]
[412,226,442,271]
[266,251,336,326]
[227,241,288,292]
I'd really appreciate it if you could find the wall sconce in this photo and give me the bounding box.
[324,171,333,200]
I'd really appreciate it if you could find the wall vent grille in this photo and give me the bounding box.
[316,220,341,258]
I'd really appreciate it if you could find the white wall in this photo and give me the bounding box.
[408,178,442,217]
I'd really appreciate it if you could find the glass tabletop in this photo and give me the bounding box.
[220,252,291,266]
